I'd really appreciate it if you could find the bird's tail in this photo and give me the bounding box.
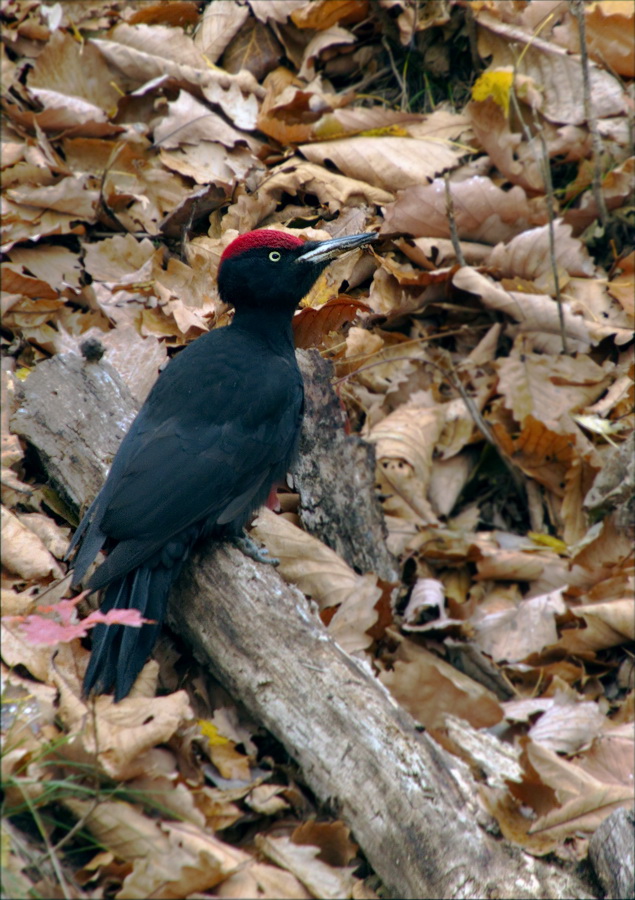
[83,564,176,701]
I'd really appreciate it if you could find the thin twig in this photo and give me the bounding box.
[443,173,466,267]
[382,37,407,110]
[46,794,102,858]
[17,783,72,900]
[535,124,569,355]
[572,0,609,227]
[509,88,569,355]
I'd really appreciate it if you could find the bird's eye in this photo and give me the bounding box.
[268,251,281,262]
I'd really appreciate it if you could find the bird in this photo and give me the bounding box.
[67,228,377,700]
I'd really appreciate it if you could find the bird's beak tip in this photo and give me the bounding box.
[296,231,378,264]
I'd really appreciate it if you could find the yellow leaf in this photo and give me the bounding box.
[198,720,229,746]
[528,532,568,555]
[357,125,410,138]
[472,69,514,117]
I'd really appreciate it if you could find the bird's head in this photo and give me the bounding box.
[217,229,377,312]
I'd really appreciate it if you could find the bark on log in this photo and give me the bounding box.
[588,807,634,900]
[293,351,397,582]
[10,352,595,900]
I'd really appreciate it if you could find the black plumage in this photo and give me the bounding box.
[68,230,376,700]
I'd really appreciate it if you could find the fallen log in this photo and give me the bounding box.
[11,352,594,899]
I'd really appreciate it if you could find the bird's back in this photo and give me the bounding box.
[71,322,303,698]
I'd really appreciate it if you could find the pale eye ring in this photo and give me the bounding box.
[268,250,281,262]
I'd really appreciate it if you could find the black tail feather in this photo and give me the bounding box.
[83,564,177,701]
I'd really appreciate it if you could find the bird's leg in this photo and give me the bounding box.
[231,533,279,566]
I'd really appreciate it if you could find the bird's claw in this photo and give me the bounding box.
[231,534,279,566]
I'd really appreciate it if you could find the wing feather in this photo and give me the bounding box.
[74,327,303,585]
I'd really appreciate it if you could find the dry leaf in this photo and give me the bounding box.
[251,509,380,653]
[194,0,250,63]
[496,351,612,430]
[471,588,566,663]
[300,136,461,192]
[257,833,356,900]
[475,11,626,124]
[488,221,595,291]
[382,177,548,244]
[379,637,503,730]
[526,740,634,839]
[1,505,63,580]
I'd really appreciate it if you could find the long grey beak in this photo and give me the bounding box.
[296,232,378,264]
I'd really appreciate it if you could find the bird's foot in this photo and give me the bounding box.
[231,534,279,566]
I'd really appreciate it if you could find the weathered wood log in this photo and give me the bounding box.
[294,350,397,582]
[588,807,634,900]
[11,352,595,900]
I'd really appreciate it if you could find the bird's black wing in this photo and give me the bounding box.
[71,328,303,588]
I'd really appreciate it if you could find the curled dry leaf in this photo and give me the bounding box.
[298,25,357,81]
[258,160,393,212]
[14,512,69,560]
[56,684,194,782]
[1,195,86,247]
[7,245,83,292]
[292,819,358,868]
[160,141,261,188]
[194,0,250,63]
[1,622,58,683]
[368,398,445,524]
[488,221,595,291]
[526,740,634,840]
[85,234,158,283]
[453,267,594,350]
[553,1,635,78]
[94,25,262,131]
[257,833,356,900]
[397,235,492,268]
[256,67,350,143]
[429,453,476,518]
[27,29,122,116]
[1,504,63,580]
[153,90,262,152]
[564,157,635,235]
[216,860,312,899]
[403,577,445,624]
[292,296,369,349]
[528,691,606,755]
[7,176,99,220]
[607,247,635,317]
[468,98,545,192]
[222,16,284,82]
[553,599,635,654]
[0,262,60,301]
[492,416,577,497]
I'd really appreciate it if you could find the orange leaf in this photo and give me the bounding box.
[292,296,369,349]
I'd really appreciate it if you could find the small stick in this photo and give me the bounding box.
[536,124,569,355]
[509,88,569,355]
[572,0,609,227]
[444,173,466,267]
